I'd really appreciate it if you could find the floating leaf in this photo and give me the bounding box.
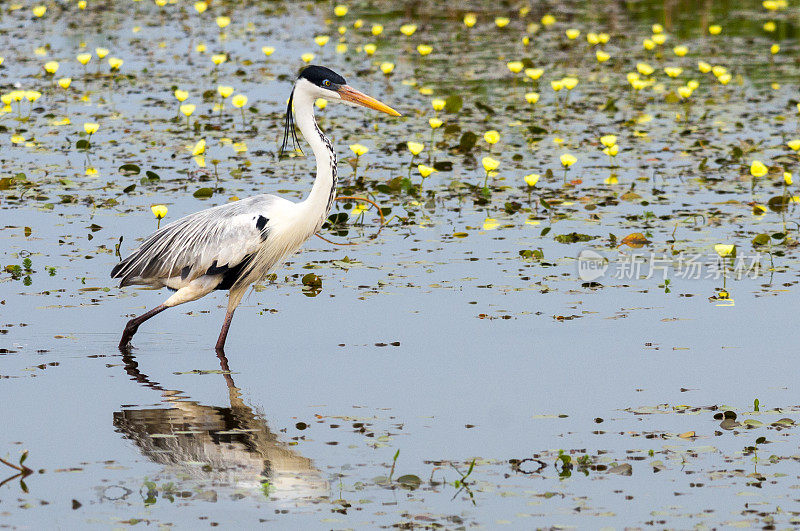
[396,474,421,490]
[618,232,651,248]
[193,187,214,198]
[444,94,463,113]
[118,163,141,175]
[554,232,596,244]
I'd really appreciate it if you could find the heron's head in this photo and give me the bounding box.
[281,65,400,157]
[295,65,401,116]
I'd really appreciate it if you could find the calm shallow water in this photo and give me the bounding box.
[3,0,800,528]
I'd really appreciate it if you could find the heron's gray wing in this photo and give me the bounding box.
[111,195,283,287]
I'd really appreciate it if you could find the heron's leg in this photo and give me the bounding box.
[215,309,236,351]
[215,286,247,352]
[120,304,168,349]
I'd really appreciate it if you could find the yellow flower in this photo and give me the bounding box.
[194,1,208,14]
[231,94,248,108]
[595,50,610,63]
[764,21,776,32]
[174,89,188,102]
[560,153,577,167]
[108,57,123,70]
[541,14,556,26]
[495,17,510,28]
[429,118,443,129]
[484,130,500,144]
[717,73,731,85]
[78,1,86,9]
[95,47,109,59]
[770,43,779,54]
[673,45,688,56]
[338,26,346,35]
[525,68,544,80]
[750,160,768,177]
[85,166,97,176]
[586,32,599,45]
[550,80,563,91]
[636,62,654,76]
[431,98,446,111]
[677,86,693,99]
[10,134,25,144]
[525,92,540,104]
[262,46,275,56]
[151,205,168,219]
[353,19,363,29]
[180,104,195,116]
[196,43,207,53]
[217,85,234,98]
[24,90,41,102]
[334,4,348,16]
[301,52,314,63]
[407,141,424,156]
[784,172,793,185]
[565,29,580,39]
[698,61,711,73]
[211,53,227,65]
[315,98,327,109]
[603,145,619,156]
[600,135,616,148]
[787,139,800,151]
[363,44,377,55]
[483,218,500,230]
[336,43,347,54]
[76,53,91,65]
[216,16,231,28]
[314,35,329,47]
[652,23,664,34]
[33,5,46,17]
[380,62,394,74]
[371,24,383,36]
[417,44,433,56]
[507,61,524,73]
[599,32,610,43]
[562,77,578,90]
[83,122,99,134]
[350,144,368,156]
[482,156,500,172]
[664,66,683,78]
[417,164,437,178]
[714,244,735,257]
[524,173,540,187]
[652,33,667,45]
[463,13,477,27]
[400,24,417,36]
[192,139,206,155]
[44,61,59,74]
[643,38,656,50]
[709,24,722,35]
[687,80,699,90]
[57,77,71,89]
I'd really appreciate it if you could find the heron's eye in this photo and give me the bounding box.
[323,79,331,87]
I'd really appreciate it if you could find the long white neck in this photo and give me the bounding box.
[292,83,337,231]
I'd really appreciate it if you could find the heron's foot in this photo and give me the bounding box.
[119,319,139,349]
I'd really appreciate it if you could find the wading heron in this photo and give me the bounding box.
[112,65,400,350]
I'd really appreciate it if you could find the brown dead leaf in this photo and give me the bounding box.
[618,232,651,248]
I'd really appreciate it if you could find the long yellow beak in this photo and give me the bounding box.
[338,85,401,116]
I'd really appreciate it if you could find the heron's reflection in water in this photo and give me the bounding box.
[113,350,328,505]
